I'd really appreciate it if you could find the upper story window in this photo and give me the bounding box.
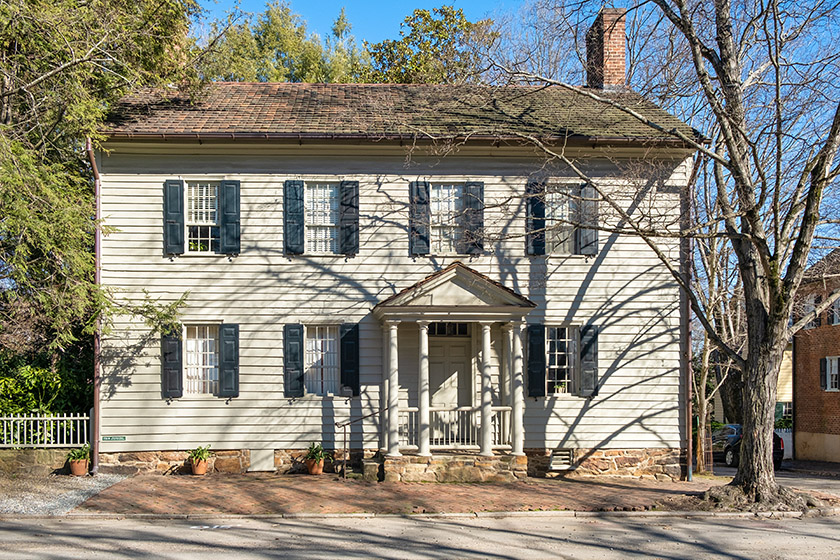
[825,356,840,391]
[305,325,340,396]
[306,182,340,253]
[803,293,818,329]
[187,181,220,253]
[430,183,465,254]
[184,325,219,395]
[829,298,840,325]
[545,185,577,254]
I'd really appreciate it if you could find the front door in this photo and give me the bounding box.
[429,338,471,407]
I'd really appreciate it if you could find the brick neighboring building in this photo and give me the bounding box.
[794,249,840,463]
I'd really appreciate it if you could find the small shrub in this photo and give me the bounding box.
[188,445,212,463]
[66,444,90,462]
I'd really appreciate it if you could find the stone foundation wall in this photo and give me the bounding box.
[0,448,75,476]
[525,448,683,481]
[381,453,528,483]
[99,448,378,475]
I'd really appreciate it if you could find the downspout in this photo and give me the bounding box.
[681,157,698,482]
[86,137,101,475]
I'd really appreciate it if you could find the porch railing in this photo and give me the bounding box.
[0,412,90,448]
[398,406,511,450]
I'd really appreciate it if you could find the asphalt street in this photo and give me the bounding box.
[1,514,839,559]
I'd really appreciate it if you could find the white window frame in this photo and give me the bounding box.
[546,325,580,396]
[304,325,340,396]
[545,183,577,254]
[183,324,220,396]
[185,180,221,254]
[827,356,840,392]
[803,293,818,329]
[304,181,340,254]
[430,182,465,254]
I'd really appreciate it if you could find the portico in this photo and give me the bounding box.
[372,263,535,458]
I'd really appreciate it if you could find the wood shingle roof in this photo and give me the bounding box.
[105,82,698,144]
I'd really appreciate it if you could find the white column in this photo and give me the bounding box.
[480,322,494,457]
[387,321,401,456]
[418,321,431,457]
[380,324,389,452]
[501,323,513,445]
[511,322,525,456]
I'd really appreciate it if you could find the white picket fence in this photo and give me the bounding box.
[0,412,90,448]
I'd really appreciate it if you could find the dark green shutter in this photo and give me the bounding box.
[527,324,546,397]
[526,182,545,256]
[284,180,305,255]
[409,181,430,255]
[579,324,599,397]
[339,180,359,255]
[576,183,599,256]
[161,332,183,399]
[820,357,828,390]
[340,323,360,397]
[163,180,185,255]
[219,180,240,254]
[284,324,305,397]
[218,324,239,398]
[460,181,484,254]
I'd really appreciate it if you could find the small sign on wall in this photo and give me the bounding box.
[102,436,126,441]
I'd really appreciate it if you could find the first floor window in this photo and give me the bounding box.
[187,181,220,253]
[430,182,464,253]
[547,326,577,394]
[545,185,576,254]
[306,182,339,253]
[305,325,339,395]
[827,357,840,391]
[185,325,219,395]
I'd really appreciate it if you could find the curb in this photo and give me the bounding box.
[2,507,837,522]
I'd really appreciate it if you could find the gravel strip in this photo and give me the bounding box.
[0,474,126,516]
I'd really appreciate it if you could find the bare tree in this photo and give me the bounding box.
[489,0,840,507]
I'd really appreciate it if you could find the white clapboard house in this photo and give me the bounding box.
[94,9,694,480]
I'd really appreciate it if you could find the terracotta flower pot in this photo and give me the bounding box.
[190,459,208,475]
[69,459,88,476]
[305,458,324,475]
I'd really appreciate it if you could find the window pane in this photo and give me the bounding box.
[184,325,219,395]
[546,186,575,254]
[306,182,338,253]
[187,182,220,253]
[546,327,573,394]
[430,183,464,253]
[305,325,340,396]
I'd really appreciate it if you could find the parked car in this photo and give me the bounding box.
[711,424,783,470]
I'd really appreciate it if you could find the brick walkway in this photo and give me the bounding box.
[77,473,728,515]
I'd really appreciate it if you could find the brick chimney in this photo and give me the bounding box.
[586,8,626,90]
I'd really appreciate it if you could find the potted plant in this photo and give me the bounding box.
[67,444,90,476]
[303,442,332,475]
[188,445,212,475]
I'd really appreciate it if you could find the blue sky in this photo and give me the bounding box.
[200,0,520,44]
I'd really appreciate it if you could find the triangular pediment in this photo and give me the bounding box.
[375,263,535,310]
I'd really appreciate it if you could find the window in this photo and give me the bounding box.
[305,325,339,395]
[187,181,220,253]
[305,182,339,253]
[429,322,470,337]
[803,293,818,329]
[430,183,464,254]
[184,325,219,395]
[827,357,840,391]
[546,326,577,394]
[545,185,577,254]
[830,298,840,325]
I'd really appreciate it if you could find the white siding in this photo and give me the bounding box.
[98,142,689,452]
